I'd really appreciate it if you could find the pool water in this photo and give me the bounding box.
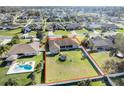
[15,64,32,71]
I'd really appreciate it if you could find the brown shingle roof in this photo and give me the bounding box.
[8,42,39,55]
[49,38,79,51]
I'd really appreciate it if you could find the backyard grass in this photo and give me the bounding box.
[0,53,43,85]
[29,31,37,36]
[17,53,43,84]
[54,30,71,35]
[90,52,123,73]
[46,49,98,83]
[0,28,22,36]
[19,39,30,44]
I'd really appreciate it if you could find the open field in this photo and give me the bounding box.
[46,49,98,83]
[54,30,71,35]
[0,28,22,36]
[75,29,89,34]
[117,29,124,33]
[0,53,43,85]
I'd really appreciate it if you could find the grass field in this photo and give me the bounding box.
[0,28,22,36]
[46,49,98,83]
[75,29,89,34]
[117,29,124,33]
[90,52,123,74]
[54,30,71,35]
[19,39,30,44]
[0,53,43,85]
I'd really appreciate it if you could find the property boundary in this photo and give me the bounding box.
[44,37,103,84]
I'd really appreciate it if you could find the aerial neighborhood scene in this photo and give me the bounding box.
[1,6,124,86]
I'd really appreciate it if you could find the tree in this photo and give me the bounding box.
[35,63,41,73]
[30,72,36,85]
[102,59,118,74]
[62,35,68,38]
[30,72,35,81]
[4,78,18,86]
[0,45,10,57]
[10,35,20,45]
[36,31,44,40]
[77,79,91,86]
[114,33,124,54]
[109,48,118,57]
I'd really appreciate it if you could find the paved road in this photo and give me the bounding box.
[0,36,12,40]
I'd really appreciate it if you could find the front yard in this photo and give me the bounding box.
[0,53,43,85]
[46,49,98,83]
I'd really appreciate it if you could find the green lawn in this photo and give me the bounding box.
[29,31,37,36]
[54,30,71,35]
[19,39,30,44]
[90,81,106,86]
[117,29,124,33]
[0,53,43,85]
[90,52,123,73]
[0,28,22,36]
[46,49,98,83]
[75,29,89,34]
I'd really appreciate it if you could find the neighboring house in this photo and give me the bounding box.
[101,23,119,31]
[23,26,31,33]
[65,23,82,30]
[0,25,20,30]
[48,38,79,54]
[89,36,114,51]
[87,22,101,29]
[7,42,40,57]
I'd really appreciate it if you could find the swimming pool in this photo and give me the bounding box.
[7,61,35,74]
[15,64,32,71]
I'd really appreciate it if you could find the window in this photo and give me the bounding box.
[60,46,65,48]
[66,45,72,48]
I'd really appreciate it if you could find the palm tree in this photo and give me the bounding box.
[10,35,20,45]
[0,45,10,57]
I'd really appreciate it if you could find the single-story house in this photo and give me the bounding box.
[48,38,79,54]
[101,23,119,31]
[7,42,40,57]
[88,22,101,29]
[89,36,114,51]
[65,23,83,30]
[23,26,31,33]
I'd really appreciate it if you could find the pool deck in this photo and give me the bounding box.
[7,61,35,74]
